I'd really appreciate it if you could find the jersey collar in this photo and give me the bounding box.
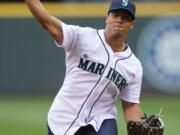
[98,29,132,59]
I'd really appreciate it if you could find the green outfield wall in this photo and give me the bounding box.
[0,3,180,95]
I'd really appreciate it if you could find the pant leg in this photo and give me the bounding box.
[48,119,117,135]
[75,125,97,135]
[48,124,96,135]
[98,119,118,135]
[48,126,54,135]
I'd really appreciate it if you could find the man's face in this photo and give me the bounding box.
[106,10,135,39]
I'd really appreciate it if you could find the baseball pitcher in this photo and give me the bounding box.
[25,0,163,134]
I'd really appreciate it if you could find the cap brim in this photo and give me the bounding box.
[108,8,135,20]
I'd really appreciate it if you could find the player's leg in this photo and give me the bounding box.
[74,124,97,135]
[98,119,118,135]
[48,126,54,135]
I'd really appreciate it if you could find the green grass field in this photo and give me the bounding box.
[0,95,179,135]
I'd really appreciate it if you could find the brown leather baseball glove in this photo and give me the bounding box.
[127,114,164,135]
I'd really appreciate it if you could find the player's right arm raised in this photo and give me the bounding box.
[25,0,63,44]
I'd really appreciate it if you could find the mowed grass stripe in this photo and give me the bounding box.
[0,95,179,135]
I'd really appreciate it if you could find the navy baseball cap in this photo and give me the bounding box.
[108,0,136,20]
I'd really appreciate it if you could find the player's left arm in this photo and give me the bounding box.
[121,99,143,123]
[122,100,164,135]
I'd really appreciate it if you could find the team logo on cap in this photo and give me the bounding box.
[122,0,128,6]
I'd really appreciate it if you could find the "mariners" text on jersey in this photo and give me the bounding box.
[78,58,127,91]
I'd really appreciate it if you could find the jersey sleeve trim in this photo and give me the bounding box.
[54,22,66,48]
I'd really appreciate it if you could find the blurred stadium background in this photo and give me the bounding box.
[0,0,180,135]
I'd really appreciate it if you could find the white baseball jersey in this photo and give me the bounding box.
[48,22,143,135]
